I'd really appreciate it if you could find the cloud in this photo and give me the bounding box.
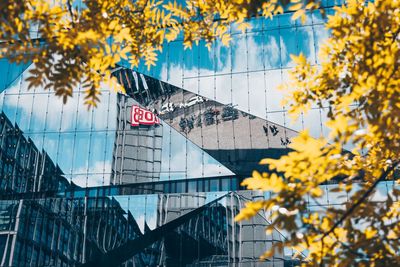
[136,213,157,232]
[264,34,281,68]
[1,65,117,133]
[71,161,112,187]
[113,195,159,233]
[166,139,234,179]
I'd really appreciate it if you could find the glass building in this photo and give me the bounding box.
[1,1,396,266]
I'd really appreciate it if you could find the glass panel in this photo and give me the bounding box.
[233,111,251,150]
[218,105,235,150]
[214,39,231,74]
[107,92,118,131]
[186,141,203,178]
[169,124,187,180]
[248,72,266,118]
[29,92,49,133]
[2,78,21,125]
[151,49,167,81]
[278,13,295,28]
[183,77,198,97]
[265,69,283,113]
[167,41,184,87]
[231,34,247,73]
[231,73,248,111]
[199,101,219,151]
[72,132,91,176]
[297,26,316,64]
[313,25,330,64]
[199,40,214,76]
[15,94,33,132]
[59,92,80,132]
[44,93,63,132]
[184,42,198,78]
[326,184,348,205]
[198,76,214,100]
[303,108,323,138]
[56,132,75,175]
[160,123,171,181]
[0,91,5,111]
[317,107,329,137]
[248,16,264,32]
[145,195,158,230]
[263,29,281,69]
[264,17,279,30]
[247,32,264,71]
[42,132,60,165]
[215,75,231,105]
[91,91,110,131]
[87,131,107,176]
[312,9,326,24]
[286,110,304,134]
[280,28,298,68]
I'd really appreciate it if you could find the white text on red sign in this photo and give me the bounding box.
[131,105,160,126]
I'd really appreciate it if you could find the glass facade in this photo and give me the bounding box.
[0,2,343,188]
[2,1,396,266]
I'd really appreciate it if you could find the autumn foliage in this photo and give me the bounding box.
[236,0,400,266]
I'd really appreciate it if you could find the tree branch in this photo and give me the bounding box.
[66,0,75,27]
[319,238,324,267]
[331,229,369,259]
[321,161,399,239]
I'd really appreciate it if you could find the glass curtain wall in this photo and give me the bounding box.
[2,1,395,266]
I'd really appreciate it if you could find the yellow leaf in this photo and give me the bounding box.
[260,249,274,260]
[364,227,377,239]
[235,201,264,221]
[290,53,307,65]
[221,34,232,46]
[289,3,303,11]
[387,230,398,239]
[321,217,330,231]
[310,187,323,197]
[292,9,305,21]
[109,20,118,30]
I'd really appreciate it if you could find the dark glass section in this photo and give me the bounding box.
[0,112,69,195]
[0,191,301,266]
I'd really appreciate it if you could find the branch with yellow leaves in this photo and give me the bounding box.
[321,160,399,240]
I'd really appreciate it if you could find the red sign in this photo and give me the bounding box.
[131,105,160,126]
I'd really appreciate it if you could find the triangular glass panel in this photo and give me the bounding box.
[159,119,234,181]
[113,67,299,176]
[0,58,31,94]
